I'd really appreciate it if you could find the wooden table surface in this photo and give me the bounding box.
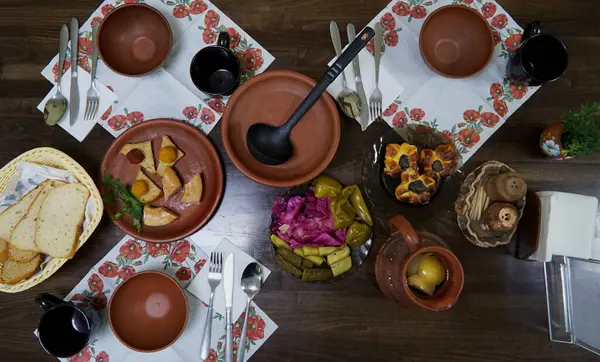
[1,0,600,361]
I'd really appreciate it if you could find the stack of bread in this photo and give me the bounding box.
[0,180,89,284]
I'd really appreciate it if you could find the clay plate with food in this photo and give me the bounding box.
[100,119,223,242]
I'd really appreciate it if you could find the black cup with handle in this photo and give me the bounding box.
[190,31,241,96]
[35,293,100,358]
[506,21,568,86]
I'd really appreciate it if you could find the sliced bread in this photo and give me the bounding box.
[0,254,42,284]
[8,244,39,263]
[0,183,45,241]
[9,180,66,252]
[0,239,8,263]
[35,183,90,258]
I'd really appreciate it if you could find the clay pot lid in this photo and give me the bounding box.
[420,5,494,78]
[221,70,341,187]
[98,4,173,77]
[100,119,224,243]
[108,271,188,352]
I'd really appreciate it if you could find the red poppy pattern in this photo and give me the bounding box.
[176,266,192,281]
[88,273,104,292]
[383,103,399,117]
[391,0,434,22]
[68,340,107,362]
[105,108,145,132]
[208,97,225,114]
[98,261,118,278]
[119,239,142,260]
[486,77,529,118]
[392,111,408,127]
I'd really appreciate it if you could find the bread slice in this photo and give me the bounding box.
[8,244,39,263]
[9,180,66,252]
[0,239,8,263]
[157,136,184,176]
[134,169,162,203]
[120,140,156,174]
[181,174,203,203]
[162,166,181,201]
[0,182,45,241]
[35,183,90,258]
[0,254,42,284]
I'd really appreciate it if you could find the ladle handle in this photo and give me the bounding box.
[280,26,375,134]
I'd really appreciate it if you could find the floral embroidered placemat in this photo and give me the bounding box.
[45,235,277,362]
[40,0,274,140]
[360,0,539,163]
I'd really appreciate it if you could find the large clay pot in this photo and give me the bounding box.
[375,215,464,311]
[540,122,572,160]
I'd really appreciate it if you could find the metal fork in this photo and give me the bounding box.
[200,252,223,360]
[369,23,383,122]
[84,22,100,121]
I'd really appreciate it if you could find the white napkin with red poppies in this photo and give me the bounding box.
[336,0,540,164]
[40,235,277,362]
[39,0,274,141]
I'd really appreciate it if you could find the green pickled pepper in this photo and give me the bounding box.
[345,221,372,247]
[329,195,356,229]
[312,175,343,198]
[342,185,373,226]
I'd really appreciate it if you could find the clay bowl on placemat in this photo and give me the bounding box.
[100,119,224,243]
[98,4,172,76]
[109,271,188,352]
[222,70,341,187]
[420,5,494,78]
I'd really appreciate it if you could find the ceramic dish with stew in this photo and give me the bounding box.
[361,125,462,212]
[420,5,494,78]
[98,4,173,76]
[269,175,372,283]
[109,271,188,352]
[100,119,223,243]
[221,70,341,187]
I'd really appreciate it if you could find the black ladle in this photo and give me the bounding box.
[247,26,375,165]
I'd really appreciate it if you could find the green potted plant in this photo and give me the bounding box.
[540,102,600,159]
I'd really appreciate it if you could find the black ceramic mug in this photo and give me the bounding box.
[506,21,568,86]
[36,293,100,358]
[190,32,241,96]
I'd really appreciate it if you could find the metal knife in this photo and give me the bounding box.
[69,17,79,126]
[223,253,235,362]
[347,24,370,131]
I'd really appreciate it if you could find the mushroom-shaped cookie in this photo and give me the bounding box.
[394,168,437,205]
[420,144,457,180]
[384,143,419,177]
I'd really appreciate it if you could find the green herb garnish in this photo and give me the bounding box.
[102,173,144,232]
[562,102,600,157]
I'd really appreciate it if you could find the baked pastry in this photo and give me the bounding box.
[120,141,156,174]
[420,144,457,180]
[384,143,419,177]
[394,169,437,205]
[157,136,185,176]
[162,166,182,201]
[181,174,203,204]
[132,169,162,203]
[143,206,178,226]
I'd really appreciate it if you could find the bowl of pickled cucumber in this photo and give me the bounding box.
[270,175,373,282]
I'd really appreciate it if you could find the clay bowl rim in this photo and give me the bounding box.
[99,119,224,243]
[221,70,341,187]
[108,271,188,353]
[419,5,495,79]
[97,3,173,77]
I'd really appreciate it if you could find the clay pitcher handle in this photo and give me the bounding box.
[389,215,420,253]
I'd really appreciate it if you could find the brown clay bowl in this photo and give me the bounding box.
[98,4,172,76]
[100,119,224,243]
[222,70,341,187]
[109,271,188,352]
[420,5,494,78]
